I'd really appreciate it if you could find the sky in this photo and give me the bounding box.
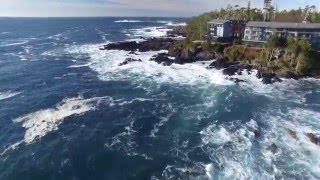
[0,0,320,17]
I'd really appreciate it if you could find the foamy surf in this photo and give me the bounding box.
[124,26,170,38]
[0,39,29,47]
[64,32,320,179]
[157,20,187,26]
[66,43,232,87]
[166,22,187,26]
[0,91,21,101]
[114,20,143,23]
[12,96,103,144]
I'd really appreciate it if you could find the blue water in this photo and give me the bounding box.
[1,17,320,180]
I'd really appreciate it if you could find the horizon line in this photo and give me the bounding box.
[0,15,193,18]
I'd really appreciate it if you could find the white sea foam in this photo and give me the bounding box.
[115,20,143,23]
[0,141,23,156]
[68,62,93,68]
[0,91,21,101]
[200,125,231,145]
[12,95,105,144]
[48,32,68,41]
[229,69,320,104]
[166,22,187,26]
[124,26,170,38]
[157,21,187,26]
[62,28,320,179]
[150,117,170,138]
[199,87,320,179]
[96,29,110,42]
[205,164,214,180]
[259,107,320,179]
[199,119,274,179]
[66,44,232,86]
[0,40,29,47]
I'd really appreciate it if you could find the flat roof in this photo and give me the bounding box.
[208,19,247,24]
[246,21,320,29]
[208,19,230,24]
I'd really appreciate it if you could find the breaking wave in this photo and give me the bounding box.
[12,96,104,144]
[0,39,29,47]
[124,26,171,38]
[40,21,320,178]
[0,91,21,101]
[157,20,187,26]
[66,44,231,87]
[3,20,319,179]
[114,20,143,23]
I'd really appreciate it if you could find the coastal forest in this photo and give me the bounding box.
[186,5,320,40]
[179,5,320,78]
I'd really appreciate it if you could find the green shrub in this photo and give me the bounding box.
[214,43,224,55]
[224,46,244,61]
[295,53,310,74]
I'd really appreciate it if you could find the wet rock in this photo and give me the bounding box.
[173,58,186,64]
[256,71,262,79]
[195,51,215,60]
[138,38,176,52]
[208,58,237,70]
[262,77,273,84]
[167,26,186,37]
[257,71,282,84]
[104,41,139,51]
[128,51,138,55]
[261,76,282,84]
[273,77,283,83]
[226,65,252,76]
[223,67,239,76]
[286,129,298,140]
[254,130,261,138]
[277,71,300,80]
[305,133,320,145]
[149,53,173,66]
[267,143,278,154]
[101,38,177,52]
[180,48,192,59]
[118,58,142,66]
[230,78,246,83]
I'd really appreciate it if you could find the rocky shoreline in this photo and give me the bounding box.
[99,26,318,84]
[97,25,320,152]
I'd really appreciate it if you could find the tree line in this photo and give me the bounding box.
[185,5,320,41]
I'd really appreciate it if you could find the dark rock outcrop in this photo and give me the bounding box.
[208,59,253,76]
[208,58,237,70]
[276,71,300,80]
[223,67,240,76]
[267,143,278,154]
[286,129,298,140]
[168,45,215,62]
[306,133,320,145]
[256,70,283,84]
[105,41,139,51]
[195,51,215,60]
[254,129,261,138]
[118,58,142,66]
[139,38,176,52]
[167,26,186,37]
[149,53,173,66]
[230,78,246,83]
[128,51,139,55]
[101,38,177,52]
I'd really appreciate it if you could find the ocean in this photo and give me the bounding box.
[0,17,320,179]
